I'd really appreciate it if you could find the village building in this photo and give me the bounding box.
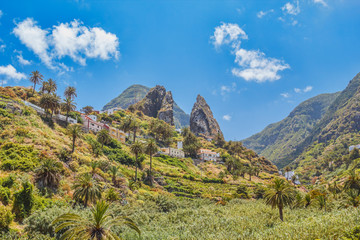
[106,126,126,143]
[81,115,107,133]
[349,144,360,152]
[100,107,122,115]
[197,148,220,162]
[160,147,185,158]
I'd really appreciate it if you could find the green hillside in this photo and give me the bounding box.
[243,92,339,168]
[289,72,360,183]
[103,84,190,128]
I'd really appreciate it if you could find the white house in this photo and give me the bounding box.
[88,115,98,122]
[284,171,301,185]
[55,114,77,124]
[349,144,360,152]
[100,107,122,115]
[160,147,185,158]
[197,149,220,162]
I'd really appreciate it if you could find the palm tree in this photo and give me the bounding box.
[120,117,133,141]
[344,169,360,191]
[265,178,295,221]
[52,200,140,240]
[109,165,122,187]
[40,93,61,117]
[62,97,76,122]
[97,129,111,149]
[145,139,158,178]
[73,173,102,207]
[35,158,63,190]
[67,124,83,153]
[64,86,77,100]
[130,141,144,182]
[29,70,43,94]
[130,119,140,142]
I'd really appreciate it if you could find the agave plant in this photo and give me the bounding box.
[52,200,140,239]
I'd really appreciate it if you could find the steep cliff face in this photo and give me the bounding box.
[190,95,223,139]
[158,91,174,125]
[130,85,174,125]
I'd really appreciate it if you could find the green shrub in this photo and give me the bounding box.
[155,195,177,212]
[105,188,119,202]
[12,181,34,221]
[0,142,38,171]
[0,205,13,231]
[0,109,12,118]
[253,184,266,199]
[236,184,249,199]
[0,186,11,205]
[15,127,29,137]
[202,177,225,184]
[0,174,15,188]
[24,205,85,237]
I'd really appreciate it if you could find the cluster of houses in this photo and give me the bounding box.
[81,114,126,143]
[158,141,221,162]
[25,100,222,162]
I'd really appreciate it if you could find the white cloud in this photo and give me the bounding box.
[257,9,274,18]
[0,44,5,52]
[303,86,313,92]
[52,20,119,65]
[0,10,3,19]
[294,86,313,93]
[0,65,26,82]
[212,23,289,83]
[282,1,300,15]
[211,22,247,48]
[232,48,290,83]
[13,18,53,68]
[220,82,237,96]
[15,51,31,66]
[223,114,232,121]
[281,93,290,98]
[314,0,328,7]
[13,18,120,71]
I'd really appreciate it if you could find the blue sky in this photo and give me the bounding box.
[0,0,360,140]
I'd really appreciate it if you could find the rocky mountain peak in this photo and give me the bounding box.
[130,85,174,125]
[190,94,223,139]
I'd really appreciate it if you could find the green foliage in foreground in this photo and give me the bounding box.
[20,198,360,240]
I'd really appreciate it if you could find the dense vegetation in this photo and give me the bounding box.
[2,70,360,239]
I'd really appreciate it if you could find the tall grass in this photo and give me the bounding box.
[116,198,360,240]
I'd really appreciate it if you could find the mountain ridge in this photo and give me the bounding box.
[103,84,190,128]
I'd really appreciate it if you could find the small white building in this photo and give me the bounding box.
[349,144,360,152]
[198,149,220,162]
[88,115,98,122]
[100,107,122,115]
[160,147,185,158]
[284,171,301,185]
[55,114,77,124]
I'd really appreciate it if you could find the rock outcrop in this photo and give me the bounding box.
[158,91,174,125]
[190,95,223,139]
[130,85,174,125]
